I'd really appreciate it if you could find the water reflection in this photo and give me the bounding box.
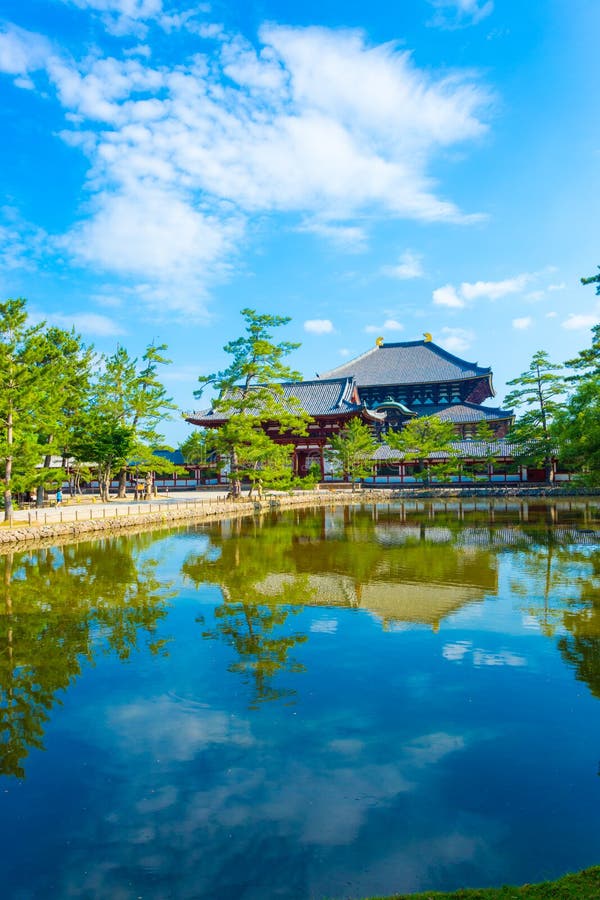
[0,535,174,778]
[0,499,599,900]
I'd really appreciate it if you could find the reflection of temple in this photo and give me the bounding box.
[225,508,500,631]
[254,572,493,631]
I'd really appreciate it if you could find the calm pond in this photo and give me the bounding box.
[1,499,599,899]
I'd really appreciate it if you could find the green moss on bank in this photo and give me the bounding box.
[365,866,600,900]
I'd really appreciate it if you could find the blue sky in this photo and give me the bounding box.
[1,0,599,445]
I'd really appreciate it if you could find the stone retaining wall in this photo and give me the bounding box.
[0,485,598,554]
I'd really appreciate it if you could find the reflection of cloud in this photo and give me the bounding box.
[328,738,364,755]
[261,761,414,845]
[473,649,526,668]
[443,640,472,661]
[310,617,338,633]
[109,694,254,761]
[407,731,465,765]
[443,641,527,667]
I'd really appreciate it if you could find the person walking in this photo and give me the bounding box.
[56,488,63,505]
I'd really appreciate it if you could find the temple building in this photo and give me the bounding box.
[186,376,385,478]
[186,335,568,484]
[318,337,513,438]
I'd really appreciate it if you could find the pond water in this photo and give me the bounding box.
[1,499,599,899]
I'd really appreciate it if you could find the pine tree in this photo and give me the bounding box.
[385,414,458,482]
[504,350,567,482]
[194,309,309,498]
[0,299,47,521]
[324,418,377,491]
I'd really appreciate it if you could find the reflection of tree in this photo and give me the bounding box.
[0,535,173,778]
[507,529,600,698]
[183,507,498,700]
[558,549,600,699]
[184,518,311,707]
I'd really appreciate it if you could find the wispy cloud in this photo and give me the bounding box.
[432,284,465,309]
[438,326,475,353]
[298,220,368,252]
[428,0,494,29]
[562,312,599,331]
[43,311,126,336]
[304,318,335,335]
[433,272,536,309]
[381,250,425,280]
[0,19,492,317]
[365,319,404,334]
[512,316,533,330]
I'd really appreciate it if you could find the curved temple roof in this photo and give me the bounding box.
[187,377,385,424]
[319,340,492,387]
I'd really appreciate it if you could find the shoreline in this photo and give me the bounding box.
[1,484,598,553]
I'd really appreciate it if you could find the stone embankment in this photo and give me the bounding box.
[0,484,598,553]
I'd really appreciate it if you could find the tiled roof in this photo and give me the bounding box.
[187,378,385,422]
[372,439,519,461]
[430,402,513,424]
[319,340,492,386]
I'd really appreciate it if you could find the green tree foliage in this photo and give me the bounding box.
[554,322,600,483]
[385,414,458,482]
[324,417,377,490]
[504,350,567,482]
[74,343,176,499]
[71,415,135,502]
[194,309,309,498]
[180,429,216,465]
[0,300,48,520]
[30,326,94,506]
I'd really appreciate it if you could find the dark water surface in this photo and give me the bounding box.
[1,499,599,899]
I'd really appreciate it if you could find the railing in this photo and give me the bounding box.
[16,495,225,527]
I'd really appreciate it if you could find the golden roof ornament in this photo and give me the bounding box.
[423,332,432,342]
[375,336,384,347]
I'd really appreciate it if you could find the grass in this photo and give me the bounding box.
[365,867,600,899]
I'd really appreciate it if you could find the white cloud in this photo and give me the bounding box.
[304,318,334,335]
[0,20,492,316]
[59,0,171,37]
[381,250,424,280]
[562,313,599,330]
[433,271,537,311]
[45,311,126,336]
[298,220,367,252]
[546,311,558,318]
[364,319,404,334]
[548,282,566,291]
[512,316,533,330]
[432,284,465,308]
[383,319,404,331]
[438,326,475,353]
[460,273,533,301]
[429,0,494,28]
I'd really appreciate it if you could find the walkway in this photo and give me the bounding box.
[5,490,242,527]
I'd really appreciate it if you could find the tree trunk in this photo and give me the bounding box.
[229,449,241,499]
[117,467,128,499]
[36,453,53,507]
[4,411,13,522]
